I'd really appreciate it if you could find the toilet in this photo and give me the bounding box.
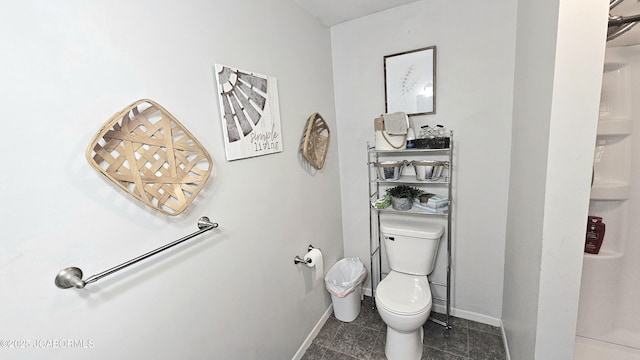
[375,217,444,360]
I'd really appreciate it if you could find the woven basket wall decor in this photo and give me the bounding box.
[86,99,212,216]
[300,112,330,170]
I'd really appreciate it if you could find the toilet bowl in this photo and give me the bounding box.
[375,271,432,360]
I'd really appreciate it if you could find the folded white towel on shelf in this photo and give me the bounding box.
[382,112,408,135]
[413,200,448,213]
[423,194,448,209]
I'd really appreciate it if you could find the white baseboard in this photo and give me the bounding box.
[291,304,333,360]
[432,305,510,359]
[501,320,511,360]
[430,304,502,328]
[369,286,503,327]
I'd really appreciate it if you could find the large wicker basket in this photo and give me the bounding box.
[86,99,212,216]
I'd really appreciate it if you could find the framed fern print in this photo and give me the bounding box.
[384,46,436,116]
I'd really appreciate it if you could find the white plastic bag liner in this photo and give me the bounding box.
[324,257,367,298]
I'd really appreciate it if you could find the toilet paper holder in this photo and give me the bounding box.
[294,245,316,264]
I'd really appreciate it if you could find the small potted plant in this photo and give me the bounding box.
[386,185,423,211]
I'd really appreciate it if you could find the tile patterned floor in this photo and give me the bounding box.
[301,296,506,360]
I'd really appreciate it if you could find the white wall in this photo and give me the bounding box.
[502,0,608,358]
[501,0,559,355]
[0,1,342,359]
[331,0,517,322]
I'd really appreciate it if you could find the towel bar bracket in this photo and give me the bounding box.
[55,267,84,289]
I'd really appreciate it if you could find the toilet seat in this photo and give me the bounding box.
[376,271,432,316]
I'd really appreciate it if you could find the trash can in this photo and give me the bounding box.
[324,257,368,322]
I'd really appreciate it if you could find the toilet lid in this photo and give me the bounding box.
[376,271,432,315]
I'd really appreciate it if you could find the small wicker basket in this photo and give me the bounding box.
[300,112,330,170]
[86,99,212,216]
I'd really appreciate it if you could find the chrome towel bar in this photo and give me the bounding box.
[55,216,218,289]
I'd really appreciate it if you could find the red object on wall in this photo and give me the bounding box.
[585,216,606,254]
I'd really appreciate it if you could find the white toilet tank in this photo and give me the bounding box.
[380,217,444,275]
